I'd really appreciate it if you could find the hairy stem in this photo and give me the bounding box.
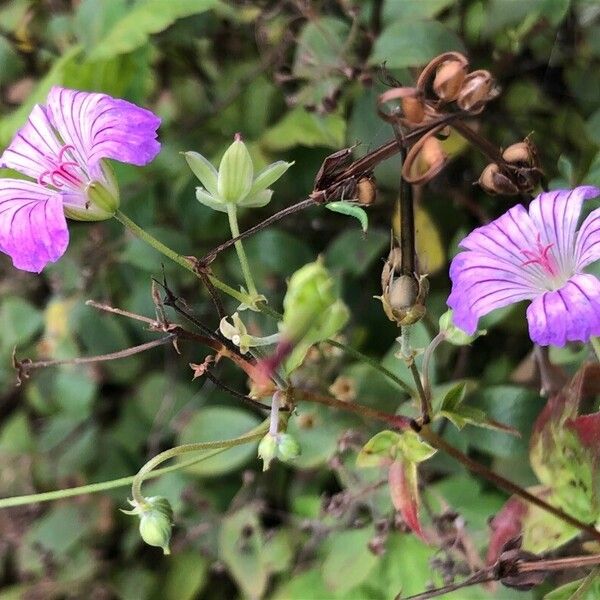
[0,441,255,509]
[294,388,412,430]
[131,420,269,506]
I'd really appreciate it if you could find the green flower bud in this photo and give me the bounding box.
[258,432,301,471]
[439,309,486,345]
[125,496,173,555]
[282,259,348,342]
[185,138,292,213]
[218,134,254,203]
[258,433,278,471]
[277,433,301,462]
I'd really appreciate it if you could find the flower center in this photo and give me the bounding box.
[37,145,85,190]
[521,234,558,277]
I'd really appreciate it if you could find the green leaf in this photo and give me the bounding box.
[219,507,268,599]
[0,45,81,147]
[87,0,220,60]
[325,228,388,276]
[356,430,402,467]
[466,386,544,459]
[177,407,260,476]
[439,381,468,413]
[164,551,208,600]
[326,201,368,232]
[383,0,456,22]
[544,572,600,600]
[0,297,43,353]
[261,107,346,150]
[293,17,349,79]
[322,528,378,594]
[369,20,464,69]
[396,430,436,463]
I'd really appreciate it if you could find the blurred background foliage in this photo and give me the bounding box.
[0,0,599,598]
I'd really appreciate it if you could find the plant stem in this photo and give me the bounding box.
[418,426,600,543]
[131,420,268,506]
[114,210,250,306]
[294,388,412,430]
[591,337,600,362]
[0,437,261,509]
[421,331,445,403]
[226,204,258,297]
[324,338,416,397]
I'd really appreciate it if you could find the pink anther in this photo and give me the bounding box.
[521,234,557,276]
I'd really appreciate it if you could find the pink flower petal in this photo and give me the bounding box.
[448,251,537,334]
[575,206,600,269]
[526,273,600,346]
[529,186,600,274]
[0,179,68,272]
[0,105,63,181]
[46,86,161,175]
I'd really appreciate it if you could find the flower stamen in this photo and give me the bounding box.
[37,145,85,190]
[521,234,557,276]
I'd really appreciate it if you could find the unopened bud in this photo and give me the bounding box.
[439,309,486,345]
[125,496,173,555]
[457,70,495,112]
[258,432,301,471]
[478,163,519,196]
[433,60,467,101]
[401,96,425,124]
[357,176,376,206]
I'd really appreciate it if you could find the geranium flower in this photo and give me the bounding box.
[0,86,160,272]
[448,186,600,346]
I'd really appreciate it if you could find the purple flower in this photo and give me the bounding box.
[448,186,600,346]
[0,86,160,273]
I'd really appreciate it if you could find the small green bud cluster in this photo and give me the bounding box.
[123,496,173,555]
[184,135,293,211]
[258,432,301,471]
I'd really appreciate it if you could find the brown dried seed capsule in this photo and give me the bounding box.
[357,176,376,205]
[419,137,446,169]
[502,141,539,168]
[457,70,494,112]
[401,96,425,124]
[478,163,519,196]
[433,60,467,101]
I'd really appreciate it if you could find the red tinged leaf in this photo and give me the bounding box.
[388,458,428,543]
[486,496,528,565]
[567,413,600,455]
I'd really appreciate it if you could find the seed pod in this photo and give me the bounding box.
[502,140,539,168]
[478,163,519,196]
[357,176,377,206]
[401,96,425,124]
[378,248,429,326]
[457,70,494,112]
[433,60,467,101]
